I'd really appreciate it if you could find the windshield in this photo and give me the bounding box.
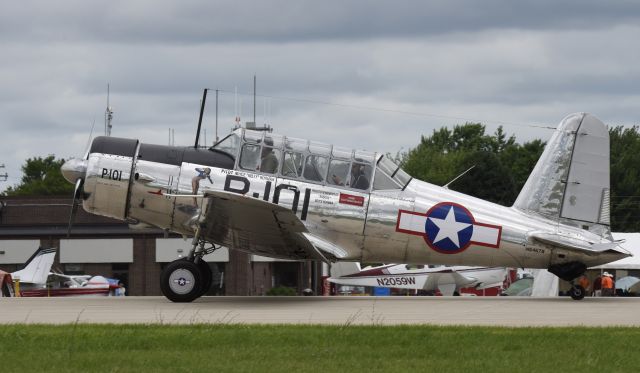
[210,132,241,159]
[373,155,412,190]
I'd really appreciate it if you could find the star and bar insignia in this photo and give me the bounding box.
[396,202,502,254]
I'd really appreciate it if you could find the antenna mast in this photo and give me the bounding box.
[105,84,114,136]
[195,88,209,148]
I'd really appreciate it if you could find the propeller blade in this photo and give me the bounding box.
[67,178,84,237]
[83,118,96,160]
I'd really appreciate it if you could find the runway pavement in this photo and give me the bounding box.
[1,296,639,326]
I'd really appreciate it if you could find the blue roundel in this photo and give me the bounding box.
[424,203,474,253]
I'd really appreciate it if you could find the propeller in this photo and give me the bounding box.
[63,120,94,237]
[67,178,84,237]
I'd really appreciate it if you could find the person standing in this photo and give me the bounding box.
[578,274,590,295]
[601,272,614,297]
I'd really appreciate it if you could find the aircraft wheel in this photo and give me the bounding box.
[197,259,213,296]
[160,259,203,303]
[570,284,586,300]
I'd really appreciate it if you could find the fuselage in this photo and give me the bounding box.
[66,129,627,272]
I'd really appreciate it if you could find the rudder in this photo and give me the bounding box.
[12,247,56,285]
[513,113,610,237]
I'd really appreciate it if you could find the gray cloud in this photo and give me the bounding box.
[2,1,640,44]
[1,1,640,191]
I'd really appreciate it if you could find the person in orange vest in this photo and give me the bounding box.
[601,272,614,296]
[578,274,590,295]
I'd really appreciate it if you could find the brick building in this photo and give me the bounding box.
[0,196,323,296]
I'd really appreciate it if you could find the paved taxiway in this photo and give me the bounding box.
[1,296,639,326]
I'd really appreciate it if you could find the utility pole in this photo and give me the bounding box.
[215,89,219,143]
[0,164,7,182]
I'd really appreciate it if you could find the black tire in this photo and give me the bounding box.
[570,284,586,300]
[160,259,203,303]
[197,259,213,296]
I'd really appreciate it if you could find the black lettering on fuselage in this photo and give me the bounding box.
[222,174,312,221]
[101,168,122,181]
[273,184,300,214]
[376,277,416,286]
[224,175,250,195]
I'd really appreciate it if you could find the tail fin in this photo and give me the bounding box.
[513,113,610,237]
[12,247,56,285]
[330,262,362,278]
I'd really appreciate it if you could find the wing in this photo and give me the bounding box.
[198,190,327,261]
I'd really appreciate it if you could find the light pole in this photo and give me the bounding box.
[0,164,7,182]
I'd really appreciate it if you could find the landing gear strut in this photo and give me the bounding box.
[160,224,220,302]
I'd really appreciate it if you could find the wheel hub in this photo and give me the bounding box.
[168,269,195,294]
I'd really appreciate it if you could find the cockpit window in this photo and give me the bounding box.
[327,159,350,186]
[239,143,281,174]
[211,133,241,159]
[373,155,412,190]
[303,155,329,182]
[239,143,261,171]
[282,151,303,177]
[351,163,372,190]
[258,146,281,174]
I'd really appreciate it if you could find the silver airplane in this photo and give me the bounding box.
[61,107,630,302]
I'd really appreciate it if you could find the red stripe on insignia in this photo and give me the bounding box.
[339,193,365,206]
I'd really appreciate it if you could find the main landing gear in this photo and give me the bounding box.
[160,227,218,303]
[548,261,588,301]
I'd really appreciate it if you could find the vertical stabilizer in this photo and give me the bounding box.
[330,262,362,278]
[513,113,610,236]
[12,247,56,285]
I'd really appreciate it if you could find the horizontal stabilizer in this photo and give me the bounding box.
[529,231,630,256]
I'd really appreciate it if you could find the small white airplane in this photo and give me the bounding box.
[329,262,507,296]
[5,247,122,297]
[61,90,630,302]
[11,247,57,291]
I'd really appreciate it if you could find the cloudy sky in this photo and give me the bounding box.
[2,1,640,191]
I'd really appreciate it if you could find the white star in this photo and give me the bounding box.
[428,206,472,248]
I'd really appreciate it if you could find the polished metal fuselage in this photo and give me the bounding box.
[80,146,625,270]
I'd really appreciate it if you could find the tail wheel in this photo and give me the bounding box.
[570,284,586,300]
[197,259,213,296]
[160,259,203,303]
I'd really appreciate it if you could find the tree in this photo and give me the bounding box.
[402,123,543,206]
[609,126,640,232]
[2,155,73,196]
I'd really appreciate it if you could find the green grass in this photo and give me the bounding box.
[0,324,638,372]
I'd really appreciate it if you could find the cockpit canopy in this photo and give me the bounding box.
[211,128,412,191]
